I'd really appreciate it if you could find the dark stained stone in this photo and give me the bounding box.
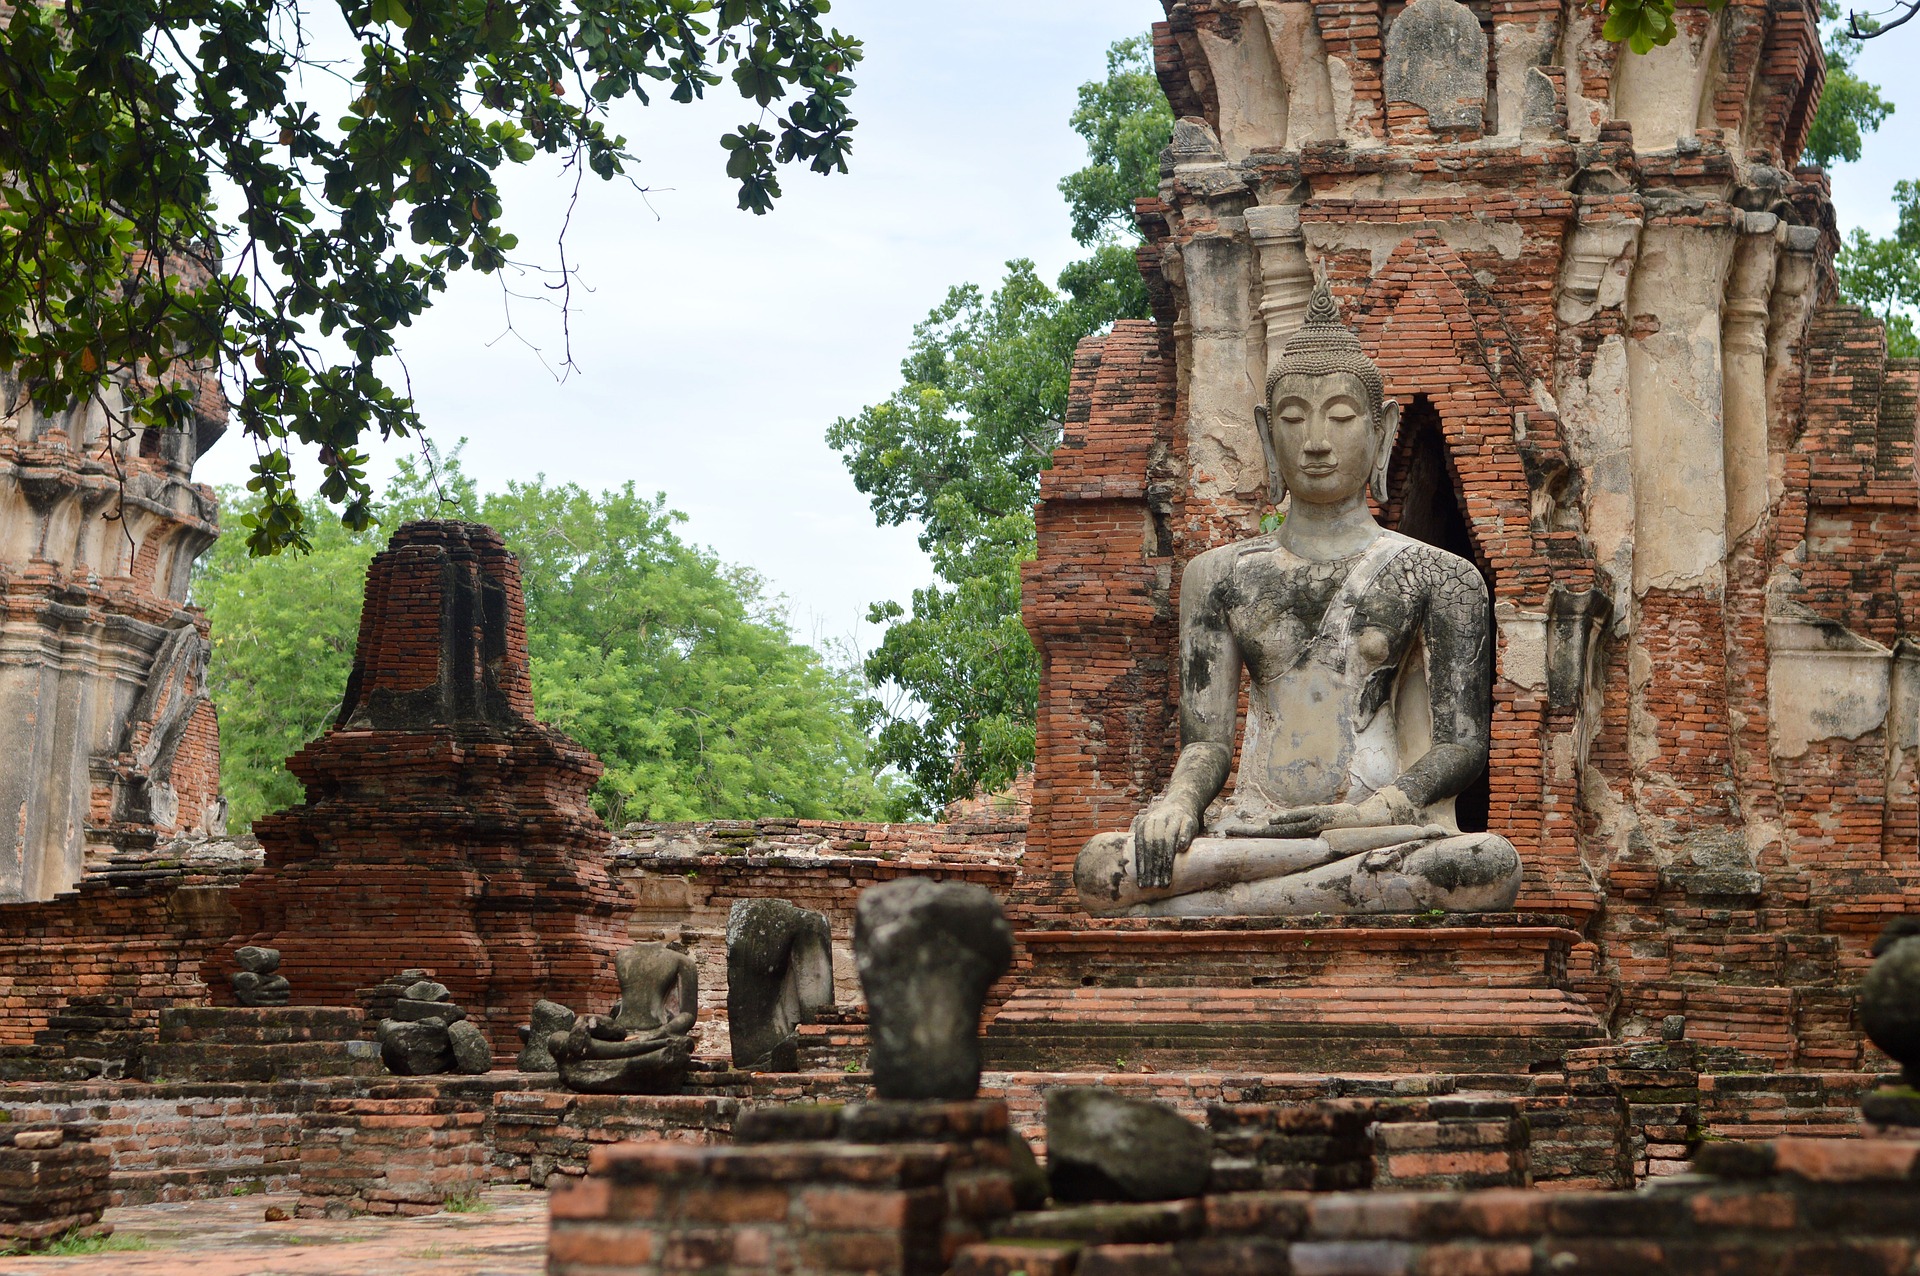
[447,1020,493,1075]
[517,1000,575,1072]
[552,942,698,1094]
[1045,1088,1212,1204]
[1383,0,1487,131]
[854,879,1012,1101]
[1007,1126,1048,1211]
[389,998,465,1025]
[1863,918,1920,1088]
[378,1019,454,1076]
[726,898,834,1071]
[232,946,290,1007]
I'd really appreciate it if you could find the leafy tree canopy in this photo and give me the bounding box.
[1838,179,1920,357]
[1,0,860,555]
[1803,2,1895,166]
[827,34,1169,813]
[196,448,904,831]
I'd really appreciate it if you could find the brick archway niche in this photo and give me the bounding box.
[1386,393,1492,836]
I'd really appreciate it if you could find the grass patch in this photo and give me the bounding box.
[4,1231,151,1257]
[442,1191,490,1214]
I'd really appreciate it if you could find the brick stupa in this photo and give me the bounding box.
[220,521,628,1055]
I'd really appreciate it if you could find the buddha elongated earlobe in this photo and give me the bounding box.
[1371,399,1401,503]
[1255,402,1287,507]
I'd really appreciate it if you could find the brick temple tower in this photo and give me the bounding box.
[0,371,226,902]
[221,520,630,1055]
[1009,0,1916,1069]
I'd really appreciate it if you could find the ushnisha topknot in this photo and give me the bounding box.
[1264,283,1385,419]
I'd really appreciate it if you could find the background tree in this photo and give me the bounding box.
[1838,180,1920,356]
[197,448,903,831]
[826,34,1169,812]
[0,0,860,554]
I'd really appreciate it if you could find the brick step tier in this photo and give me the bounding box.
[985,919,1606,1073]
[144,1007,382,1083]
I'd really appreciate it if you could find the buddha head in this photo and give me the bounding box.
[1256,284,1400,510]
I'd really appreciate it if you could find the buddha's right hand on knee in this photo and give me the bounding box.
[1133,804,1198,889]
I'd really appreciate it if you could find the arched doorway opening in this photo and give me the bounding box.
[1385,395,1492,834]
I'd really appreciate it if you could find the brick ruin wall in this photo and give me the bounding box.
[0,352,227,902]
[613,816,1025,1059]
[0,0,1911,1156]
[1020,0,1919,1071]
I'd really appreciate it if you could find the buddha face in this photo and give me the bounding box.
[1261,371,1399,507]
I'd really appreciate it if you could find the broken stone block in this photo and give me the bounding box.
[378,1019,455,1076]
[1045,1088,1212,1203]
[389,998,464,1025]
[727,898,834,1071]
[447,1020,493,1074]
[855,879,1012,1101]
[1384,0,1487,131]
[517,1000,575,1072]
[232,946,291,1007]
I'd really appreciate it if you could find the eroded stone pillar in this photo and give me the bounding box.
[1722,213,1780,547]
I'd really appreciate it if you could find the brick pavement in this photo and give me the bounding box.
[0,1188,546,1276]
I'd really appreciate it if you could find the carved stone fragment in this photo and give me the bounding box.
[374,976,469,1075]
[516,1000,576,1072]
[378,1020,455,1076]
[231,946,290,1007]
[551,943,697,1094]
[726,899,834,1071]
[1383,0,1487,131]
[855,879,1012,1101]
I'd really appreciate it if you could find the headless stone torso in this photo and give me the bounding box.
[1072,283,1520,919]
[1224,531,1438,823]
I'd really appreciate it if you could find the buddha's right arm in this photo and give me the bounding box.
[1164,549,1241,820]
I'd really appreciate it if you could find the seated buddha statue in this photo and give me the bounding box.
[1075,285,1521,918]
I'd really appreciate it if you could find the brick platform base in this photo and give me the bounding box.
[1211,1095,1536,1193]
[145,1006,382,1083]
[950,1137,1920,1276]
[0,1126,111,1250]
[549,1100,1019,1276]
[296,1094,490,1218]
[493,1092,741,1188]
[987,918,1606,1073]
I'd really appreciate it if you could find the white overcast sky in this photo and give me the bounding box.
[192,4,1919,655]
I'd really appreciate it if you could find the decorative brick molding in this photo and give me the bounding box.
[0,355,227,902]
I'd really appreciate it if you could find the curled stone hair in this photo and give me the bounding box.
[1263,283,1385,419]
